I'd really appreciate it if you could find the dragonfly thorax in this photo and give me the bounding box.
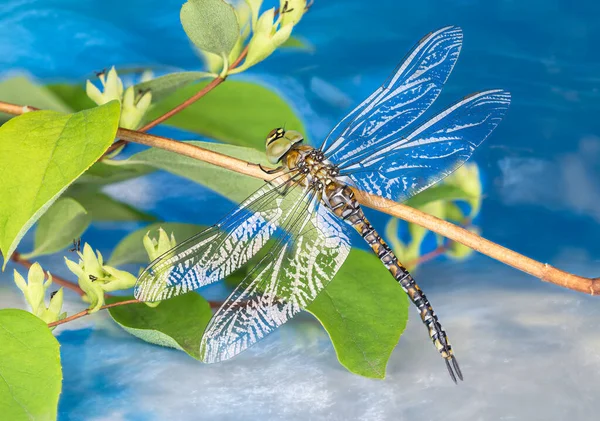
[284,145,341,191]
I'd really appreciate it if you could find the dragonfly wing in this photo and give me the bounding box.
[320,26,463,165]
[134,174,304,302]
[340,90,511,203]
[199,195,351,363]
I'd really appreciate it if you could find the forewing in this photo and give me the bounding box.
[134,174,304,302]
[320,26,463,165]
[199,195,351,363]
[341,90,511,203]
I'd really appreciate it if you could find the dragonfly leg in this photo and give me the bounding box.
[264,173,302,196]
[259,164,284,175]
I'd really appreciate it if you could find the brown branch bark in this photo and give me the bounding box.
[47,298,222,328]
[47,299,140,327]
[1,100,598,296]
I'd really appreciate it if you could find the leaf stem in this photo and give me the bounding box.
[1,100,598,295]
[47,298,222,328]
[407,245,448,268]
[47,299,139,327]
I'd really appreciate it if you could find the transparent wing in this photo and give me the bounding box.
[134,173,305,302]
[320,26,463,165]
[199,193,351,363]
[340,90,511,203]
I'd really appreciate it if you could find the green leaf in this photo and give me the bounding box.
[67,190,157,222]
[20,198,91,259]
[444,202,468,224]
[0,76,72,122]
[0,309,62,421]
[180,0,240,56]
[45,83,96,112]
[442,163,482,217]
[307,248,409,379]
[146,80,305,149]
[0,101,121,268]
[404,184,476,209]
[133,72,214,103]
[107,294,212,359]
[109,223,205,267]
[281,35,315,52]
[75,160,155,185]
[122,141,267,202]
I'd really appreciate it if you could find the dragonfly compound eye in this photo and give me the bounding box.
[266,127,285,145]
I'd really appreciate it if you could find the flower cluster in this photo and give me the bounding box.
[86,66,152,130]
[202,0,308,74]
[13,263,66,328]
[143,228,177,262]
[64,243,137,312]
[230,0,307,74]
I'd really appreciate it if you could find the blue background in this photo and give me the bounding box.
[2,1,600,420]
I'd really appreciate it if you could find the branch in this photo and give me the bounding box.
[47,299,139,327]
[0,100,597,296]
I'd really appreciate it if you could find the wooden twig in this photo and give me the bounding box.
[47,299,140,327]
[0,100,597,296]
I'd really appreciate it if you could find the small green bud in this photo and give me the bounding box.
[120,86,153,130]
[64,242,139,311]
[279,0,306,27]
[244,0,263,30]
[39,288,67,328]
[13,263,52,315]
[86,66,124,106]
[64,243,107,312]
[14,264,67,326]
[65,254,105,313]
[229,8,293,74]
[101,266,137,292]
[143,228,177,262]
[81,243,105,279]
[86,66,152,131]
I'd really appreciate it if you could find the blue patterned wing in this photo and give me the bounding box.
[340,90,511,203]
[134,174,306,302]
[200,195,351,363]
[320,26,463,165]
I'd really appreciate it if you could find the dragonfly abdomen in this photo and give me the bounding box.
[324,182,462,382]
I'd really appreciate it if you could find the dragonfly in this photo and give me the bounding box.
[134,26,510,383]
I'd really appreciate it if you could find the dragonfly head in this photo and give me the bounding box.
[265,128,304,164]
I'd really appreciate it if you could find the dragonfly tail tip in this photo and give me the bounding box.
[445,355,463,384]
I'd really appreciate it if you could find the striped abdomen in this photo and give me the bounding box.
[324,182,463,382]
